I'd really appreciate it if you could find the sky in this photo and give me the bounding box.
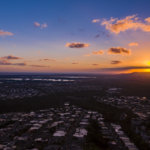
[0,0,150,73]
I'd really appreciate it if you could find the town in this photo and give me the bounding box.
[0,74,150,150]
[0,103,138,150]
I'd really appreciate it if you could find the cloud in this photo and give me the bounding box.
[84,54,91,57]
[108,47,130,55]
[128,42,139,47]
[34,22,48,29]
[92,64,99,66]
[39,58,55,61]
[72,62,78,64]
[95,34,100,38]
[111,60,122,64]
[145,17,150,23]
[0,57,49,68]
[0,60,11,65]
[101,66,150,71]
[29,65,50,68]
[1,55,22,60]
[66,42,90,48]
[13,63,26,66]
[92,50,104,55]
[94,31,110,39]
[0,30,13,36]
[101,15,150,34]
[41,23,48,29]
[0,60,26,66]
[86,47,130,57]
[85,50,104,57]
[92,19,100,23]
[34,22,41,27]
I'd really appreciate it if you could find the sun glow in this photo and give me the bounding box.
[147,61,150,66]
[144,69,150,72]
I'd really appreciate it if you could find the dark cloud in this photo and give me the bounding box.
[66,42,89,48]
[72,62,78,65]
[101,66,150,71]
[0,60,11,65]
[108,47,130,55]
[94,31,110,39]
[29,65,50,68]
[92,64,99,66]
[39,58,55,61]
[0,58,49,68]
[13,63,26,66]
[0,60,26,66]
[2,55,22,60]
[95,34,100,38]
[111,60,122,64]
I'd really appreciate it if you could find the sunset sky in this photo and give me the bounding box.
[0,0,150,73]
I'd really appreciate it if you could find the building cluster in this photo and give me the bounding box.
[0,86,42,100]
[0,78,101,100]
[111,124,138,150]
[97,95,150,147]
[0,103,138,150]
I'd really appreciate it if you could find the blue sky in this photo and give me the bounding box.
[0,0,150,73]
[1,0,149,42]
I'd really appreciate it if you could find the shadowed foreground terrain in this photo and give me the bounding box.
[0,73,150,150]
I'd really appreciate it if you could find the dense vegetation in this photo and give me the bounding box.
[84,120,109,150]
